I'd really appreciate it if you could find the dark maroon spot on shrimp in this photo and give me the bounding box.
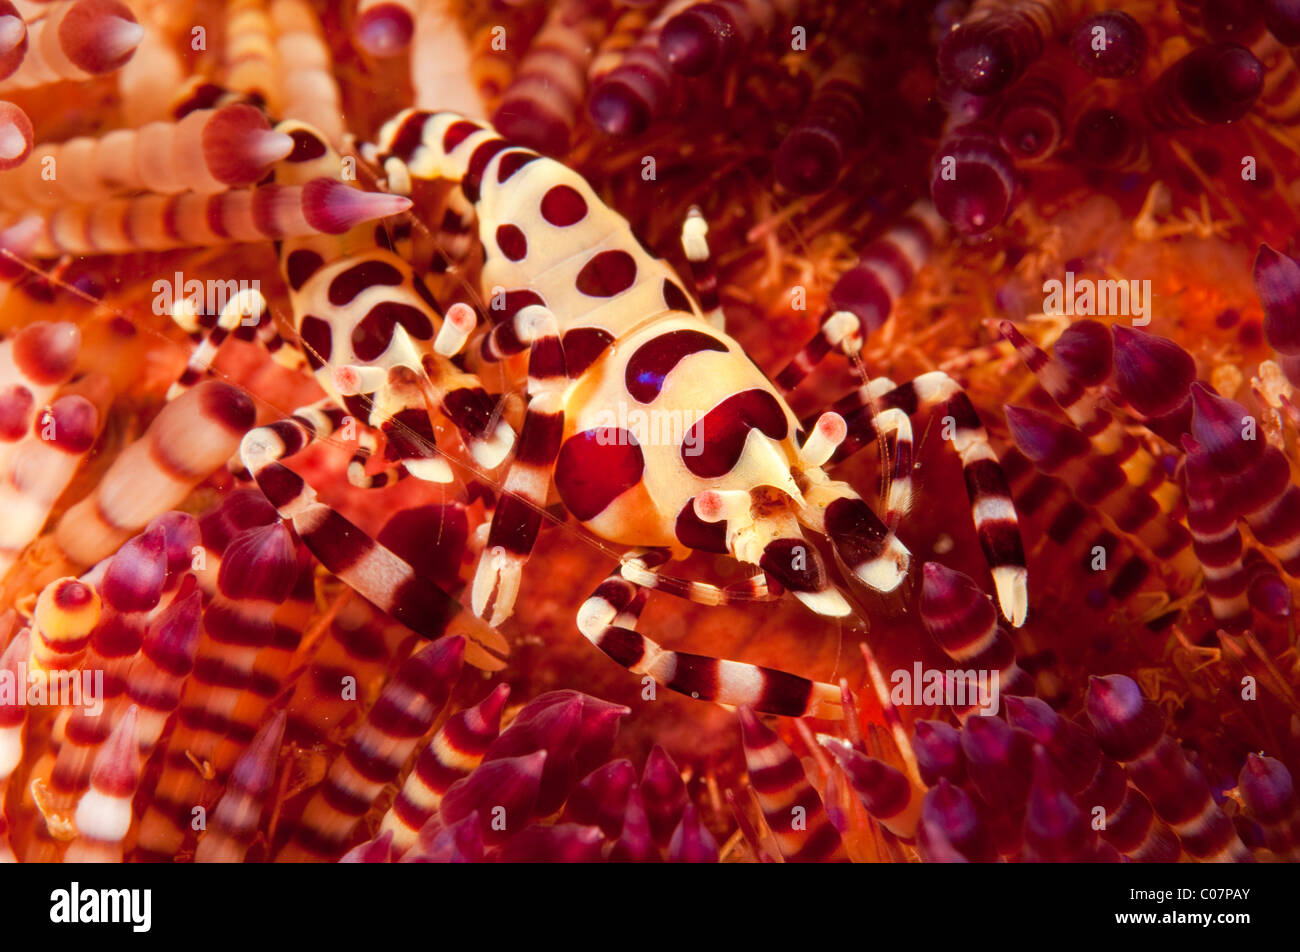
[760,537,829,593]
[489,288,545,325]
[562,327,615,377]
[286,129,327,162]
[625,329,728,403]
[412,276,440,313]
[496,150,539,183]
[328,259,404,306]
[496,224,527,261]
[442,387,497,439]
[298,315,333,371]
[662,278,692,313]
[675,499,729,553]
[463,139,509,202]
[285,249,324,291]
[442,120,480,153]
[576,250,637,297]
[540,185,588,226]
[352,302,434,361]
[555,429,644,522]
[683,389,789,478]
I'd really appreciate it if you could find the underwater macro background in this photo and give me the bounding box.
[0,0,1297,862]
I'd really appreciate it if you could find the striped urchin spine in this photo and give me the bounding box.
[773,53,869,195]
[276,636,465,861]
[1190,384,1300,576]
[919,562,1033,714]
[63,706,141,863]
[377,682,510,854]
[194,711,287,863]
[52,381,253,567]
[1182,440,1251,631]
[1143,41,1265,128]
[136,522,299,856]
[587,0,688,135]
[823,738,924,840]
[660,0,795,75]
[930,124,1017,236]
[0,394,97,577]
[738,707,845,862]
[271,0,345,145]
[279,639,467,863]
[0,629,30,860]
[0,104,294,208]
[1004,404,1196,583]
[25,527,168,860]
[492,0,601,155]
[937,0,1065,96]
[824,200,945,337]
[0,0,142,91]
[1254,242,1300,355]
[222,0,280,112]
[1003,320,1180,515]
[0,177,412,257]
[1108,324,1198,444]
[123,579,202,755]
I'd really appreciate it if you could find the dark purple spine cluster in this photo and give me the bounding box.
[1086,675,1253,860]
[1143,42,1264,128]
[478,690,629,816]
[396,697,716,862]
[1023,746,1119,861]
[917,778,998,861]
[913,719,967,786]
[1005,695,1180,861]
[961,714,1033,854]
[877,669,1243,862]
